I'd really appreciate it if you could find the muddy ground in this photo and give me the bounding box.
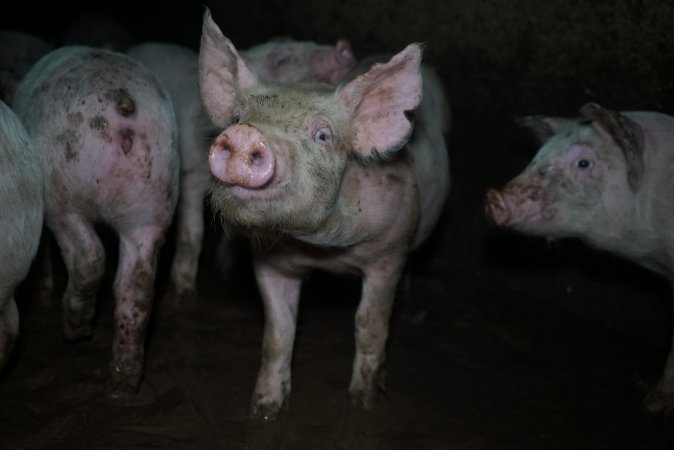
[3,1,674,449]
[2,113,674,449]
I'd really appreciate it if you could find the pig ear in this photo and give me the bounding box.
[337,43,422,158]
[580,102,645,191]
[198,8,259,128]
[517,115,572,143]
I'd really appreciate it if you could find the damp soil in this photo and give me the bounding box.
[2,115,674,450]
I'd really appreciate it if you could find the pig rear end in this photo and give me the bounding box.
[13,46,179,397]
[0,100,43,370]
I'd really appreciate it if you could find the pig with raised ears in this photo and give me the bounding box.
[485,102,674,413]
[126,35,355,302]
[12,45,179,399]
[199,8,450,419]
[0,100,43,370]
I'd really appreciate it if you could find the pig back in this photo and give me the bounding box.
[407,64,451,249]
[13,46,179,225]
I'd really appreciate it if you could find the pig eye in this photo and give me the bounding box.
[576,159,592,169]
[315,129,330,142]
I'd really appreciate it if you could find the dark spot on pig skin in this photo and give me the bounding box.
[67,111,83,127]
[89,115,108,131]
[120,128,134,155]
[105,88,136,117]
[57,129,79,162]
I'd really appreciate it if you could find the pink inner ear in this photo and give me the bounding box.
[198,10,258,128]
[345,44,422,157]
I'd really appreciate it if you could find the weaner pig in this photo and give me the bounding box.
[127,37,355,301]
[0,99,43,370]
[12,46,179,398]
[199,9,450,419]
[485,102,674,413]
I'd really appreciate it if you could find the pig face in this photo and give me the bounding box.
[244,37,355,85]
[486,103,645,240]
[200,9,421,236]
[208,83,351,233]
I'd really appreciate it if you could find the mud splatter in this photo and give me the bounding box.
[57,129,79,161]
[105,88,136,117]
[120,128,134,155]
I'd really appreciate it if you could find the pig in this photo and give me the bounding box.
[243,36,355,85]
[0,31,52,103]
[0,99,43,370]
[12,46,179,397]
[126,37,355,300]
[485,102,674,413]
[199,9,450,419]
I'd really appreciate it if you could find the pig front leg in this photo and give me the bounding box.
[108,225,164,397]
[49,214,106,341]
[0,296,19,369]
[644,298,674,413]
[168,170,209,302]
[349,256,406,409]
[250,261,302,420]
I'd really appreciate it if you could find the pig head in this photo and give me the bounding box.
[243,37,355,85]
[486,102,674,413]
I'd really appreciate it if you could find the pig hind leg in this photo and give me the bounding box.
[108,224,165,397]
[49,214,106,341]
[168,170,208,302]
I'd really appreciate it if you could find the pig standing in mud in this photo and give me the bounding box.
[199,9,450,419]
[127,37,355,300]
[12,46,179,397]
[0,100,43,370]
[485,102,674,413]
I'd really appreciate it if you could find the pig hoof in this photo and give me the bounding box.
[349,386,378,410]
[163,284,196,309]
[643,388,674,414]
[249,396,285,421]
[105,379,156,406]
[63,323,93,341]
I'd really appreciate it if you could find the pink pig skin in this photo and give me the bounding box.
[0,100,43,371]
[199,8,450,420]
[12,46,179,398]
[486,102,674,413]
[126,36,356,301]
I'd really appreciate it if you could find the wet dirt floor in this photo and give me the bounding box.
[2,116,674,450]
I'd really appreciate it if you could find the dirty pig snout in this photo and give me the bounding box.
[209,124,275,189]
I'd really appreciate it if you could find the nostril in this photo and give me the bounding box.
[250,151,263,166]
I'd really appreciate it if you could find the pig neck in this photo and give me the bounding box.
[291,155,419,252]
[584,122,674,278]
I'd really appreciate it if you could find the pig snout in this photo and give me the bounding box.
[209,124,275,189]
[485,189,513,227]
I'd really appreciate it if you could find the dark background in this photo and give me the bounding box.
[2,1,674,448]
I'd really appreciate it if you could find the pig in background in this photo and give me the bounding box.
[485,102,674,413]
[0,100,43,371]
[0,31,52,104]
[12,45,179,399]
[126,35,355,301]
[199,9,450,419]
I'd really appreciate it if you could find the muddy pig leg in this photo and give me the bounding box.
[49,214,106,341]
[108,224,164,397]
[249,261,302,420]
